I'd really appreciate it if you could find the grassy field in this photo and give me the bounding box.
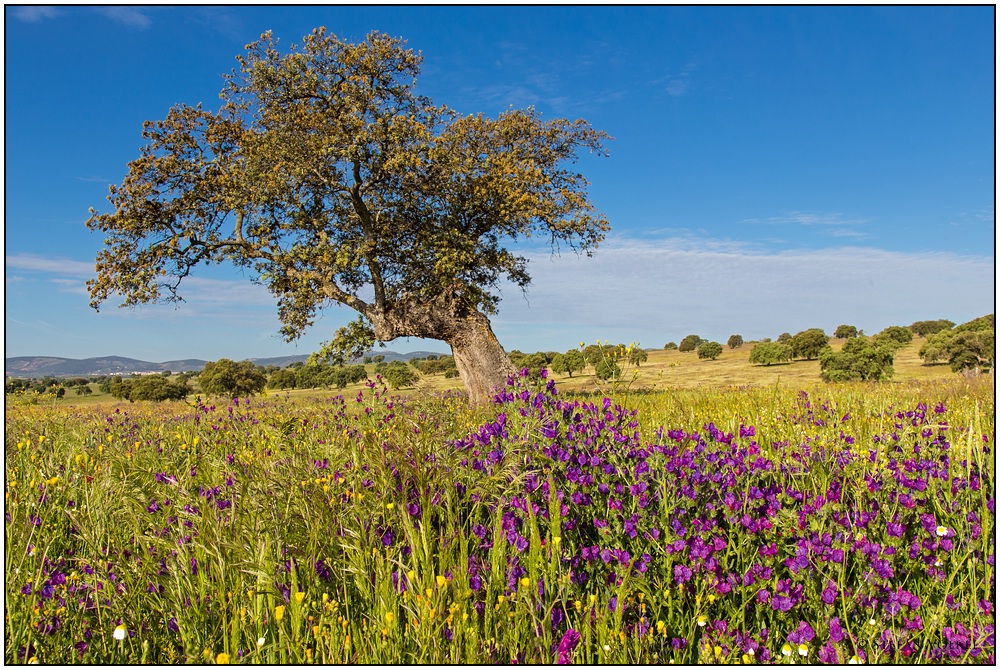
[4,344,994,664]
[45,338,964,408]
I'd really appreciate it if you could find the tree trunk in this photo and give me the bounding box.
[366,295,516,404]
[447,311,517,404]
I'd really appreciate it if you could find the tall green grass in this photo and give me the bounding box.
[5,374,994,663]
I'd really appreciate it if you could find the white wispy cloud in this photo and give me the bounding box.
[490,237,995,350]
[96,6,151,30]
[11,6,60,22]
[739,211,870,241]
[6,253,94,277]
[49,278,89,296]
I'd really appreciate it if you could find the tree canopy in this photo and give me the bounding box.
[749,341,792,366]
[820,337,894,382]
[86,28,610,404]
[697,341,723,360]
[199,359,267,397]
[919,314,995,373]
[789,328,829,360]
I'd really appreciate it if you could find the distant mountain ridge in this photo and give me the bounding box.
[4,350,442,378]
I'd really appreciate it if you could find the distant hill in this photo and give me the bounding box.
[5,350,445,378]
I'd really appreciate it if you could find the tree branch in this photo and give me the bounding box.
[350,159,387,311]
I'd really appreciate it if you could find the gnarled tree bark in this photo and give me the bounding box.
[365,294,515,404]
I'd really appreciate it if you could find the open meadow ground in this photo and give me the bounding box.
[4,350,995,664]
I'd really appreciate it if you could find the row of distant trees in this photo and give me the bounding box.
[656,315,993,383]
[4,371,198,400]
[7,315,991,400]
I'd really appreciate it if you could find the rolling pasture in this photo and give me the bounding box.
[5,343,994,664]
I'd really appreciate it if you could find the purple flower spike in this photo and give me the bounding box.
[557,628,581,664]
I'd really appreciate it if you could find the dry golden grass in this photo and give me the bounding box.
[46,338,969,408]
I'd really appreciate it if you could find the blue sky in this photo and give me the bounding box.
[5,6,995,362]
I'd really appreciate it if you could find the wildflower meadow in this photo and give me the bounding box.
[4,369,994,664]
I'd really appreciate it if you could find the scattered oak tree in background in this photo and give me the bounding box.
[380,361,420,389]
[678,334,703,353]
[748,341,793,366]
[871,325,913,351]
[626,347,649,366]
[697,341,723,361]
[108,375,189,402]
[820,337,895,382]
[550,350,586,378]
[663,342,678,351]
[789,328,829,360]
[919,314,994,373]
[199,359,267,397]
[85,29,610,404]
[593,357,621,381]
[727,334,744,349]
[910,319,955,337]
[834,324,858,339]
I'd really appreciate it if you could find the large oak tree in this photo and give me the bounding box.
[87,29,610,403]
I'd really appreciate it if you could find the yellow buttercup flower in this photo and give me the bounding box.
[274,605,286,622]
[216,652,230,664]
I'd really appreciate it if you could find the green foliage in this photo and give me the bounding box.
[834,324,858,339]
[267,368,299,390]
[919,314,995,372]
[106,375,189,402]
[414,356,457,377]
[85,28,609,403]
[549,350,586,378]
[910,319,954,337]
[946,331,995,373]
[696,341,723,360]
[74,385,93,396]
[748,341,793,366]
[199,359,267,397]
[329,365,369,389]
[820,337,895,382]
[678,334,702,353]
[5,378,33,394]
[626,347,649,366]
[954,313,994,333]
[789,328,829,360]
[593,357,620,381]
[381,362,420,389]
[663,342,678,351]
[872,325,913,350]
[295,364,325,389]
[581,345,605,366]
[776,332,792,344]
[726,334,743,349]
